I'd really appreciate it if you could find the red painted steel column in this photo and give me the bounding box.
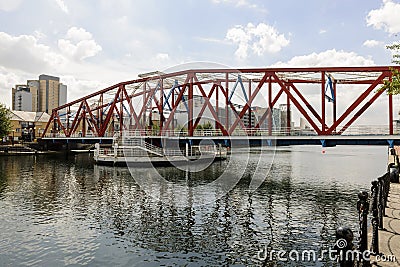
[100,93,103,132]
[120,86,123,136]
[188,74,194,136]
[268,76,272,135]
[321,72,326,134]
[286,84,291,134]
[248,79,252,129]
[52,115,56,137]
[216,83,219,130]
[389,94,393,135]
[171,87,175,134]
[67,107,70,137]
[143,83,147,132]
[333,80,337,134]
[225,73,229,131]
[82,109,86,137]
[160,79,164,134]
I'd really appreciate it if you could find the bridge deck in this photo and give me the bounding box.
[41,135,400,147]
[42,135,400,140]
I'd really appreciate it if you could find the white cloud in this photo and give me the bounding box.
[211,0,260,10]
[226,23,289,60]
[58,27,102,61]
[226,26,252,60]
[195,36,230,44]
[0,67,23,107]
[55,0,69,14]
[363,39,382,48]
[65,27,93,42]
[319,29,327,34]
[0,31,66,73]
[156,53,169,60]
[273,49,375,67]
[0,0,22,11]
[33,30,46,40]
[366,0,400,34]
[0,28,145,109]
[58,39,102,61]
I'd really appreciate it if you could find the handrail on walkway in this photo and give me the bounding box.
[335,147,399,266]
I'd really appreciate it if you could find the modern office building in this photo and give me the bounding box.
[12,74,67,113]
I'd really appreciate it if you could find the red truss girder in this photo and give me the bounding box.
[42,66,399,138]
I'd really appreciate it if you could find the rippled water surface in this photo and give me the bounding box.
[0,146,388,266]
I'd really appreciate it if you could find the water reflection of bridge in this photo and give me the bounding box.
[0,146,379,265]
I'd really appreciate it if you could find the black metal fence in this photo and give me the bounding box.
[336,147,398,267]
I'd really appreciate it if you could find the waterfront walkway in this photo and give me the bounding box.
[371,182,400,266]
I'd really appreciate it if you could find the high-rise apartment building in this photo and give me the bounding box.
[27,80,39,112]
[12,74,67,113]
[12,85,33,111]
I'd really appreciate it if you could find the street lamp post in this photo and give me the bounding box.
[12,130,15,146]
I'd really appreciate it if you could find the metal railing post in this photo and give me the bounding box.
[377,176,384,229]
[357,191,369,255]
[370,180,379,255]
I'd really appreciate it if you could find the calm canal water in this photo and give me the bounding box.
[0,146,388,266]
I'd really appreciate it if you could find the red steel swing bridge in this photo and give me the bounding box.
[42,66,400,146]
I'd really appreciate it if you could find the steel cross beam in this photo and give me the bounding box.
[192,84,216,130]
[228,72,271,134]
[273,73,323,134]
[83,99,100,136]
[191,77,229,135]
[98,86,122,137]
[163,73,192,132]
[68,102,84,137]
[289,83,322,124]
[120,85,142,131]
[223,88,249,132]
[325,72,389,134]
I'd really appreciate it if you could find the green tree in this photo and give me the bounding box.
[195,124,203,131]
[151,122,160,135]
[0,104,11,139]
[175,124,188,136]
[382,42,400,95]
[387,43,400,65]
[202,121,213,130]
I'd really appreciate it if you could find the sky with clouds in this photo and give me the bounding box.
[0,0,400,124]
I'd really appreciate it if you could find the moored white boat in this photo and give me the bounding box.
[93,137,227,167]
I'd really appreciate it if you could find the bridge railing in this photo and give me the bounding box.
[42,125,400,138]
[340,125,399,136]
[122,125,400,137]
